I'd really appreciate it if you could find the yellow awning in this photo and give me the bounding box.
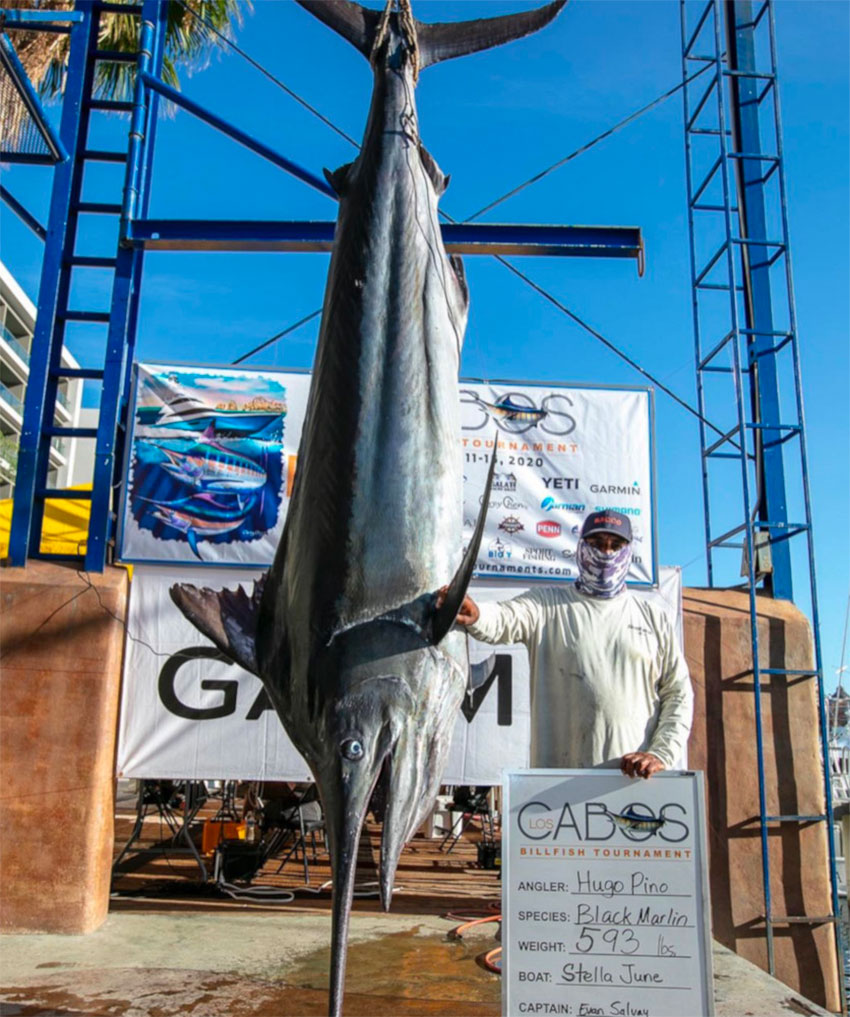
[1,486,93,557]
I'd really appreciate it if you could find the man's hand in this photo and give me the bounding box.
[621,752,665,780]
[435,586,480,627]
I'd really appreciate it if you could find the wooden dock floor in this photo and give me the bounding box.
[110,791,502,920]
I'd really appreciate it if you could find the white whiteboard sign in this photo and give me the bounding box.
[502,770,713,1017]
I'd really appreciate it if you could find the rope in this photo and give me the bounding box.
[371,0,420,83]
[463,64,711,223]
[231,308,322,366]
[491,253,740,448]
[370,0,393,68]
[398,0,420,83]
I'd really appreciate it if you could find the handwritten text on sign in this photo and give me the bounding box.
[502,770,713,1017]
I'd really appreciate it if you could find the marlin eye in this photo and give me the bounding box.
[341,738,364,761]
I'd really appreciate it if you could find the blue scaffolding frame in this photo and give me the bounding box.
[4,0,643,572]
[681,0,843,1006]
[1,0,842,1005]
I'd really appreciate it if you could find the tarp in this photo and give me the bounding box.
[117,365,657,585]
[116,565,682,784]
[0,486,93,557]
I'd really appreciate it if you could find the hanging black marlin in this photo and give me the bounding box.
[170,0,565,1012]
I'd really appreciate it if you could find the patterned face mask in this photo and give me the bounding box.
[576,538,632,598]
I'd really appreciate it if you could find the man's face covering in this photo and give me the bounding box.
[576,538,633,598]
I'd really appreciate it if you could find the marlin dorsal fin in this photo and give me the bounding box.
[170,574,267,676]
[417,1,566,70]
[431,436,498,645]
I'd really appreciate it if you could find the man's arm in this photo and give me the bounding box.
[646,615,694,770]
[621,610,693,780]
[436,587,544,645]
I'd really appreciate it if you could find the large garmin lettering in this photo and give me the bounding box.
[461,654,513,725]
[158,646,274,721]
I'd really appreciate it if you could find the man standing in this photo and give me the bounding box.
[445,510,692,778]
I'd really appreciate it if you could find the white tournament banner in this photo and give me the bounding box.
[118,366,657,586]
[117,567,682,782]
[502,770,713,1017]
[460,382,655,586]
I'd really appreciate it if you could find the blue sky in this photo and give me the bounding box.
[2,0,848,686]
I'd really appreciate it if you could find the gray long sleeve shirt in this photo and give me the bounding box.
[467,584,693,770]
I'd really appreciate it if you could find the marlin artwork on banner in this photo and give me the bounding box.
[169,1,565,1012]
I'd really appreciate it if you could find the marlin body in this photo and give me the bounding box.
[170,2,565,1013]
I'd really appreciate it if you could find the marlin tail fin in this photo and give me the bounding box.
[417,0,566,70]
[295,0,566,71]
[169,574,267,676]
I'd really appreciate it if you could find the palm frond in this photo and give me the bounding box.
[7,0,250,102]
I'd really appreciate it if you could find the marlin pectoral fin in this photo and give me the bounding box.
[450,253,468,309]
[431,436,498,644]
[324,163,353,197]
[417,0,567,70]
[417,143,449,196]
[294,0,380,57]
[169,573,267,677]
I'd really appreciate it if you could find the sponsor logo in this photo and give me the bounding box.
[523,547,556,562]
[542,477,580,490]
[561,548,576,560]
[488,537,513,560]
[590,481,641,496]
[541,497,585,513]
[593,505,641,516]
[499,515,525,535]
[464,518,477,529]
[515,799,690,843]
[492,472,517,492]
[537,520,562,538]
[484,494,527,510]
[461,389,577,437]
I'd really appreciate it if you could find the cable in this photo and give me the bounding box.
[175,0,360,150]
[463,64,711,223]
[231,308,322,365]
[171,6,726,440]
[491,254,739,447]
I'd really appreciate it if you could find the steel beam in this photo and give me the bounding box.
[725,0,792,599]
[126,220,643,259]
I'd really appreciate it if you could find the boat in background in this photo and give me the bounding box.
[137,372,284,437]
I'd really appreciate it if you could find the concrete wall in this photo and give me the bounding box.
[684,587,840,1012]
[0,562,128,934]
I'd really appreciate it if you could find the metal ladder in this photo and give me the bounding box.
[8,0,165,571]
[680,0,845,1007]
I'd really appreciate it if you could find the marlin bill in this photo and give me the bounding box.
[169,2,566,1014]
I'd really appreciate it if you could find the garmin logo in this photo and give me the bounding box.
[590,482,641,496]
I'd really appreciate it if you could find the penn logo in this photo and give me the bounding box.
[537,521,561,538]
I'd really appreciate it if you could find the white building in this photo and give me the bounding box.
[0,260,85,499]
